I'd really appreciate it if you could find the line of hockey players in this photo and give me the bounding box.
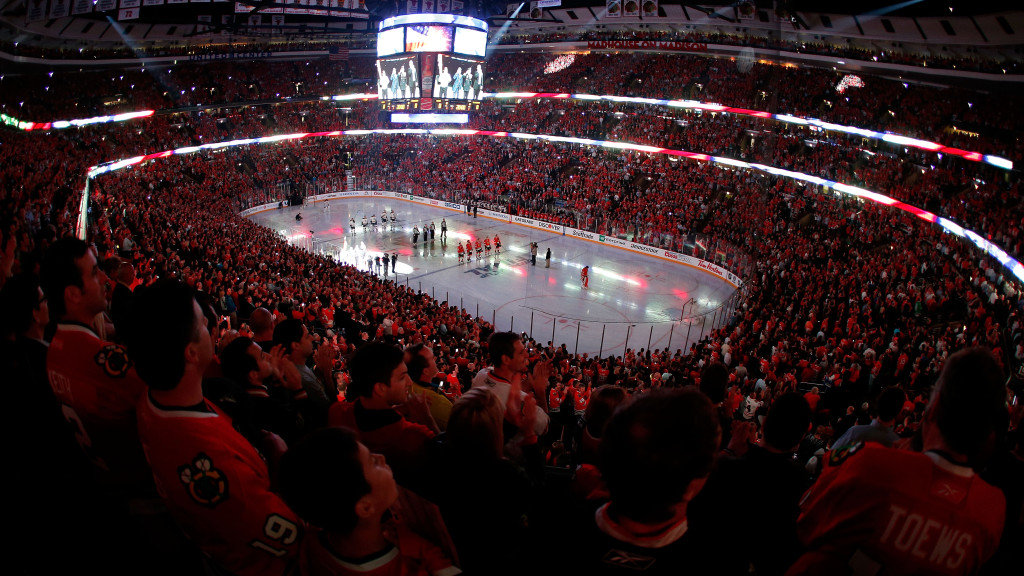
[350,209,399,233]
[456,235,501,263]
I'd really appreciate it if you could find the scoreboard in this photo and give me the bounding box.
[376,13,487,122]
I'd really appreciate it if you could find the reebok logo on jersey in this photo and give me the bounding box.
[602,549,656,571]
[179,453,229,508]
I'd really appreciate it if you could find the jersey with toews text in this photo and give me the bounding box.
[791,442,1004,576]
[46,322,149,488]
[137,396,303,576]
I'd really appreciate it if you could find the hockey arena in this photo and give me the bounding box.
[2,2,1023,575]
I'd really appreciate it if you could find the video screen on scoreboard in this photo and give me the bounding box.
[377,55,421,106]
[429,54,484,106]
[453,27,487,57]
[405,25,454,53]
[377,27,405,57]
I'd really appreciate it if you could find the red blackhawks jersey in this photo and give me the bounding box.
[46,322,149,488]
[298,524,460,576]
[137,396,303,576]
[791,442,1005,576]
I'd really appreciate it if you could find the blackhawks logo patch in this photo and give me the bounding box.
[95,344,132,377]
[179,453,229,508]
[828,442,865,467]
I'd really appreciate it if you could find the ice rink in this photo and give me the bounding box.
[248,197,739,357]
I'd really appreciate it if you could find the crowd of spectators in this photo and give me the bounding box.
[1,42,1022,576]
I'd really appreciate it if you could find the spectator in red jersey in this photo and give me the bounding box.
[130,279,303,576]
[790,347,1008,575]
[40,237,151,491]
[328,341,438,487]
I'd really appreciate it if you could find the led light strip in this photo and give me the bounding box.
[483,92,1014,170]
[84,128,1024,283]
[3,110,155,131]
[8,90,1012,170]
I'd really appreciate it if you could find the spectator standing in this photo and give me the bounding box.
[428,387,543,575]
[689,392,813,576]
[790,347,1008,575]
[130,280,303,576]
[274,318,336,425]
[249,307,276,351]
[472,332,551,447]
[41,238,150,491]
[832,386,906,448]
[109,258,135,340]
[328,341,438,485]
[558,389,720,575]
[406,343,454,431]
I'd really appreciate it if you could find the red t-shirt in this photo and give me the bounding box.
[791,443,1005,576]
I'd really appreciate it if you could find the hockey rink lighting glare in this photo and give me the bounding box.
[3,110,155,131]
[83,128,1024,283]
[9,90,1012,170]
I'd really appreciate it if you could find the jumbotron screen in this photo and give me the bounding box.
[376,13,487,116]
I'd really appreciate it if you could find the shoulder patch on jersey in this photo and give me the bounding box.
[95,344,133,377]
[828,442,865,467]
[179,453,229,508]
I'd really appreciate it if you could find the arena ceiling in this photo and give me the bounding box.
[0,0,1020,49]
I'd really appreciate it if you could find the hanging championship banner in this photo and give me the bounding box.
[623,0,639,17]
[27,0,48,22]
[49,0,71,18]
[72,0,93,14]
[121,0,141,7]
[641,0,657,18]
[118,7,140,19]
[605,0,621,18]
[96,0,117,10]
[143,0,165,6]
